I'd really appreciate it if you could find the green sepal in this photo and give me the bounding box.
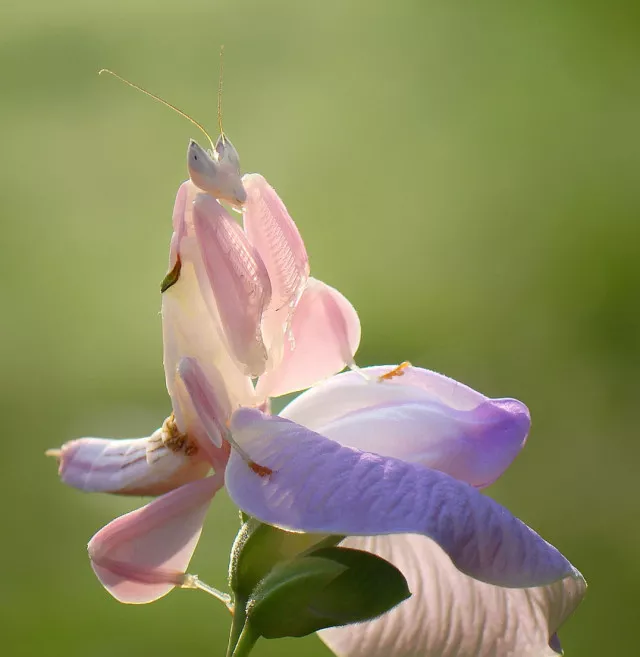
[230,542,410,648]
[226,520,343,656]
[227,521,410,654]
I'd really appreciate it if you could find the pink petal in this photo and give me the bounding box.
[163,181,255,450]
[320,534,586,657]
[242,174,310,368]
[256,277,361,398]
[88,473,224,604]
[282,366,529,489]
[177,357,231,456]
[167,181,190,272]
[54,430,210,496]
[192,193,272,377]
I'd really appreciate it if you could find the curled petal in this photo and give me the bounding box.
[226,409,582,589]
[282,365,529,488]
[193,193,272,377]
[256,278,361,398]
[88,473,224,604]
[290,402,528,490]
[243,174,309,368]
[53,428,210,496]
[281,365,494,431]
[320,534,586,657]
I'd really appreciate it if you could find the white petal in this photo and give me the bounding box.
[281,365,484,432]
[320,534,586,657]
[55,428,210,496]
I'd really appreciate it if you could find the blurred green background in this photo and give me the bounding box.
[3,0,638,655]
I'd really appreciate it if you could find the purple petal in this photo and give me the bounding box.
[320,534,586,657]
[281,365,529,488]
[226,409,581,588]
[302,400,528,489]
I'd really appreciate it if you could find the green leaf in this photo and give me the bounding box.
[226,522,410,654]
[238,545,411,640]
[226,521,344,656]
[229,519,343,600]
[302,546,412,624]
[246,555,349,639]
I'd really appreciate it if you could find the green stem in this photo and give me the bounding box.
[226,599,247,657]
[228,617,259,657]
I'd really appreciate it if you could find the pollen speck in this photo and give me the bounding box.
[162,413,198,455]
[378,361,411,382]
[249,461,273,478]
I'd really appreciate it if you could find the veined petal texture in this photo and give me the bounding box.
[54,429,210,496]
[243,174,309,369]
[226,410,581,589]
[320,534,585,657]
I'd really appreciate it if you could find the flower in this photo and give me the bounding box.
[218,366,586,656]
[51,170,586,656]
[50,174,360,603]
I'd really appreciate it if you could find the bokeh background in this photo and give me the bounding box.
[3,1,639,655]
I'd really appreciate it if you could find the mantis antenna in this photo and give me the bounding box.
[217,45,225,142]
[98,69,215,152]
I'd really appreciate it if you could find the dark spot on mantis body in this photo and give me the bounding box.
[161,254,182,293]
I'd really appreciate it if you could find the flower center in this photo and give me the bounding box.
[162,413,198,456]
